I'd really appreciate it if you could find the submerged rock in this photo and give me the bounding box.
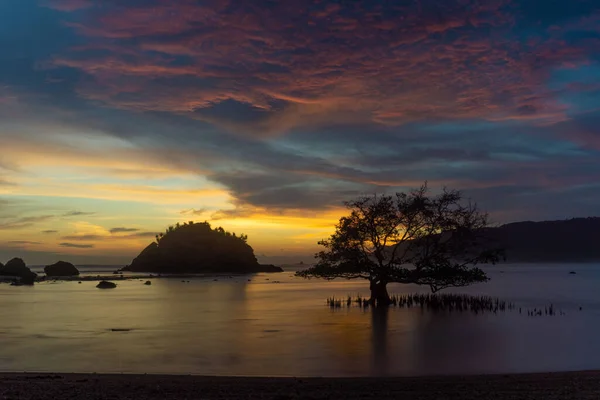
[121,222,283,274]
[144,280,152,285]
[44,261,80,277]
[96,281,117,289]
[0,258,37,285]
[258,264,283,273]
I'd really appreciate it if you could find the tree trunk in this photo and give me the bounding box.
[369,279,391,307]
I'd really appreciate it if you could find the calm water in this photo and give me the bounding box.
[1,263,599,377]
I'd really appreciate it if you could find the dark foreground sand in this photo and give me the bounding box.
[1,371,600,399]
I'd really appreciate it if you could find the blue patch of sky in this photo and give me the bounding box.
[548,63,600,114]
[550,64,600,87]
[515,0,596,26]
[415,120,588,162]
[0,194,157,220]
[0,1,83,88]
[270,119,589,176]
[416,120,503,134]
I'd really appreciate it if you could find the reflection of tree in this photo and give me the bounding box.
[370,306,389,376]
[308,307,422,376]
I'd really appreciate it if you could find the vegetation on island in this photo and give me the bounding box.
[297,184,504,306]
[123,221,282,274]
[153,221,249,245]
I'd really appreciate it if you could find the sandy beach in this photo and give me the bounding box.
[1,371,599,399]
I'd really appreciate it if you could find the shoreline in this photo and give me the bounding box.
[0,271,286,284]
[1,371,600,399]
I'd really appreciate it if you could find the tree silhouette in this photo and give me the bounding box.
[297,184,503,306]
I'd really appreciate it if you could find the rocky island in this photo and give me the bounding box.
[0,258,37,285]
[44,261,80,277]
[121,221,283,274]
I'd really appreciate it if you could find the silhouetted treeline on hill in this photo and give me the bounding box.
[122,221,282,273]
[488,217,600,262]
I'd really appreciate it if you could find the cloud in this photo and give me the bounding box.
[45,0,600,136]
[211,205,258,221]
[124,231,158,238]
[7,241,42,245]
[61,234,103,241]
[63,230,157,240]
[1,0,600,234]
[42,230,59,234]
[63,211,96,217]
[0,178,16,186]
[60,242,94,249]
[109,227,139,234]
[180,208,208,216]
[0,215,55,230]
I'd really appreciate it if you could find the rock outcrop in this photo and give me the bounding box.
[256,264,285,273]
[44,261,80,277]
[0,258,37,285]
[96,281,117,289]
[122,222,283,274]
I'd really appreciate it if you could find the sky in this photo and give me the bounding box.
[1,0,599,265]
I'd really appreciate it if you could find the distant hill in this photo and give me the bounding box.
[488,217,600,263]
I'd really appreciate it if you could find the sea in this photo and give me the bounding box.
[0,263,598,377]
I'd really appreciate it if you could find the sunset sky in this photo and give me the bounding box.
[1,0,599,264]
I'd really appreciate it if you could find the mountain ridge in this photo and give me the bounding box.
[487,217,600,263]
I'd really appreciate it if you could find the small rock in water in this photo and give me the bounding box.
[96,281,117,289]
[144,281,152,285]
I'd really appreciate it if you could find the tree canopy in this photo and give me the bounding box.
[297,184,503,305]
[154,221,248,245]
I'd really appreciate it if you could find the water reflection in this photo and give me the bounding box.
[0,265,600,376]
[410,312,509,375]
[367,307,385,376]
